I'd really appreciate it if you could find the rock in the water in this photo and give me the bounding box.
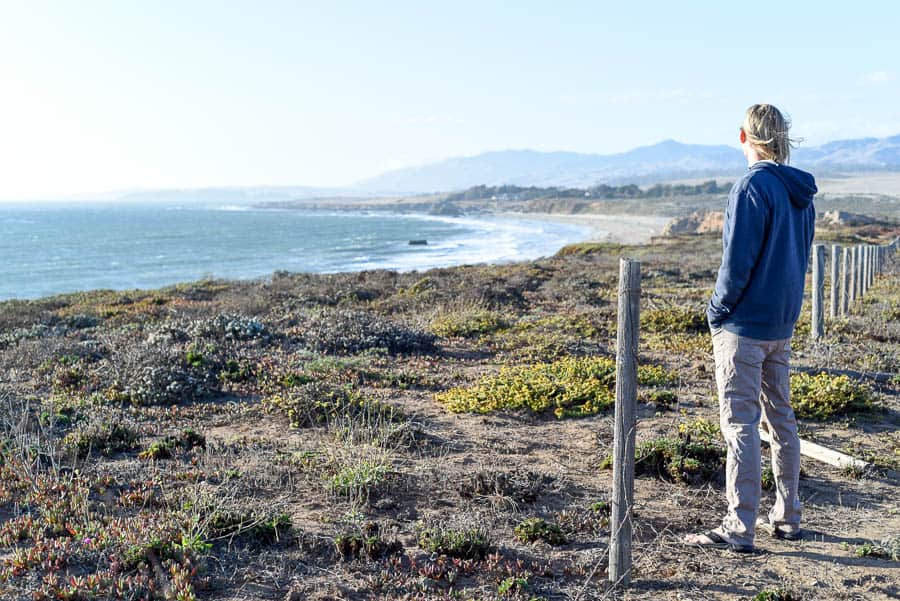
[408,239,428,246]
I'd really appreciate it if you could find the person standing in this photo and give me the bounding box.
[685,104,817,552]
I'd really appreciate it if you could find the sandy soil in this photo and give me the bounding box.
[817,173,900,196]
[497,212,672,245]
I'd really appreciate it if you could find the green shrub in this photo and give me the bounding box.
[855,537,900,561]
[406,276,436,296]
[417,524,492,559]
[513,518,567,546]
[264,382,398,428]
[219,359,254,383]
[290,309,437,355]
[138,429,205,461]
[644,389,677,410]
[753,588,802,601]
[139,439,174,460]
[631,419,725,484]
[334,522,401,560]
[210,510,292,544]
[761,466,775,491]
[637,364,680,387]
[790,372,875,419]
[329,459,390,501]
[497,576,529,597]
[436,356,679,419]
[63,421,141,457]
[185,346,205,368]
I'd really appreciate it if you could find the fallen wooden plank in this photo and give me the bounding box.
[759,424,869,471]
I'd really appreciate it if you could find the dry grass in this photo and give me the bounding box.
[0,224,898,600]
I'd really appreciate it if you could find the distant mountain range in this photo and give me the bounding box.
[355,134,900,194]
[84,132,900,204]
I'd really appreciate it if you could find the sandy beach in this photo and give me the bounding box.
[497,212,671,245]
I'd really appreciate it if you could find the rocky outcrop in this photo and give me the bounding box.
[428,201,464,217]
[662,210,724,236]
[821,210,877,227]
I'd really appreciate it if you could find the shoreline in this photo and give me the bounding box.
[0,208,672,301]
[494,211,670,245]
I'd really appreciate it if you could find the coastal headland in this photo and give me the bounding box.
[1,210,898,600]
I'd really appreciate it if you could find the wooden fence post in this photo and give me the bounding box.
[829,244,841,320]
[811,244,825,341]
[870,246,876,285]
[861,247,867,297]
[853,246,862,301]
[610,258,640,587]
[840,246,850,316]
[866,246,873,291]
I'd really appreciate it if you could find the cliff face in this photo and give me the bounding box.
[662,210,724,235]
[821,210,877,226]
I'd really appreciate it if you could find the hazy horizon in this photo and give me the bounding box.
[2,1,899,200]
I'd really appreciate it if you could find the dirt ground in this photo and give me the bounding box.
[0,222,898,600]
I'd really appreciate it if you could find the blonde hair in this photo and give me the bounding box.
[742,104,800,164]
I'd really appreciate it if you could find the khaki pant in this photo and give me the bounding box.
[712,328,802,545]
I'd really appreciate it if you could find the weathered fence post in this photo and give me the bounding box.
[869,246,876,285]
[811,244,825,341]
[840,246,850,316]
[830,244,841,320]
[610,257,640,587]
[854,246,862,301]
[867,246,873,290]
[861,246,868,297]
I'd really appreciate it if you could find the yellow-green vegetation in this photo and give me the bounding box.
[437,356,616,418]
[417,524,492,559]
[209,510,292,544]
[406,276,436,296]
[790,372,875,419]
[431,306,508,338]
[752,588,802,601]
[138,429,205,461]
[556,242,625,256]
[264,381,399,428]
[637,363,680,387]
[677,416,720,439]
[512,313,601,338]
[642,307,707,333]
[328,457,391,501]
[492,313,608,362]
[497,576,530,597]
[644,332,711,356]
[437,356,679,418]
[854,537,900,561]
[513,518,567,546]
[643,389,678,410]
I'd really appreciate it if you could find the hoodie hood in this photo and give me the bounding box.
[750,161,817,209]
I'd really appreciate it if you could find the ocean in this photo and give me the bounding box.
[0,203,593,300]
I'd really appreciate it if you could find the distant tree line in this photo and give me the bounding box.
[443,180,731,203]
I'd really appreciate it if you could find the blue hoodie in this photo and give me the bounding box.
[707,161,817,340]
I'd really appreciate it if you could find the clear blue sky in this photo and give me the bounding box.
[1,1,898,199]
